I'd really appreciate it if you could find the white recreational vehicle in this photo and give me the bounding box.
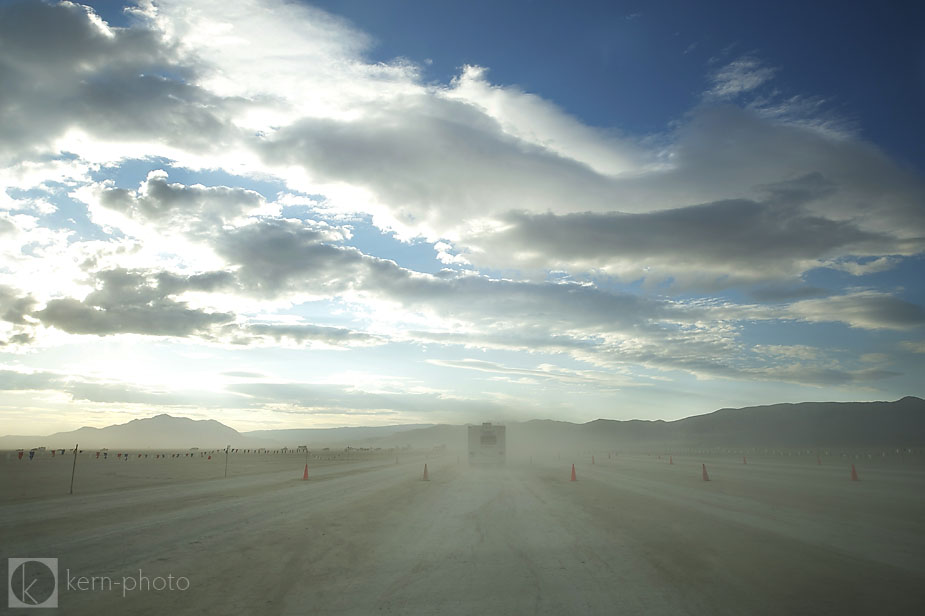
[468,423,505,465]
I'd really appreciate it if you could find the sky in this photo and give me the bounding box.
[0,0,923,434]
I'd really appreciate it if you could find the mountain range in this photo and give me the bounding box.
[1,397,923,451]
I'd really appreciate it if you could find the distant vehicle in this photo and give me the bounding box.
[468,423,505,465]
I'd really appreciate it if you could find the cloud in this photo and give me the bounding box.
[788,291,925,330]
[706,55,778,99]
[741,364,900,387]
[747,285,830,302]
[442,65,648,177]
[0,284,36,325]
[256,97,622,240]
[742,345,901,385]
[645,106,924,234]
[22,209,917,386]
[26,264,378,348]
[36,296,233,337]
[823,256,902,276]
[463,194,896,286]
[899,341,925,354]
[0,367,243,408]
[0,369,61,391]
[4,1,922,293]
[213,218,361,298]
[223,323,381,348]
[206,220,693,351]
[752,345,821,361]
[34,268,235,338]
[225,381,514,419]
[0,0,235,166]
[0,285,37,346]
[95,170,268,234]
[426,358,639,387]
[140,0,418,117]
[255,88,923,288]
[66,381,214,406]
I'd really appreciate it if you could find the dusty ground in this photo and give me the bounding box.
[2,450,923,615]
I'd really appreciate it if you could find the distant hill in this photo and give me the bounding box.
[0,416,433,450]
[352,397,925,453]
[658,396,925,448]
[0,414,273,450]
[1,397,922,451]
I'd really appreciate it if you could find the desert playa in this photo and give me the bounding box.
[3,444,924,615]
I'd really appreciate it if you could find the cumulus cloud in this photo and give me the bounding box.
[256,97,621,240]
[26,264,379,348]
[95,170,268,234]
[255,85,923,287]
[442,65,650,177]
[0,1,236,166]
[463,194,897,285]
[213,219,362,298]
[4,0,923,290]
[35,268,235,337]
[140,0,419,119]
[0,285,37,346]
[0,284,36,325]
[21,205,922,387]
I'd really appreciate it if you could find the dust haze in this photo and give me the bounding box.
[3,400,925,614]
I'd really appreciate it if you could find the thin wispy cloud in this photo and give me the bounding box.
[706,55,778,99]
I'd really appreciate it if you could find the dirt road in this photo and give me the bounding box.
[3,453,923,615]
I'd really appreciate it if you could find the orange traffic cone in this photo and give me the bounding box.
[850,464,859,481]
[570,464,577,481]
[702,464,711,481]
[422,464,429,481]
[302,464,309,480]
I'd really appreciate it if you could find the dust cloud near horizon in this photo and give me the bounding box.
[2,436,924,614]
